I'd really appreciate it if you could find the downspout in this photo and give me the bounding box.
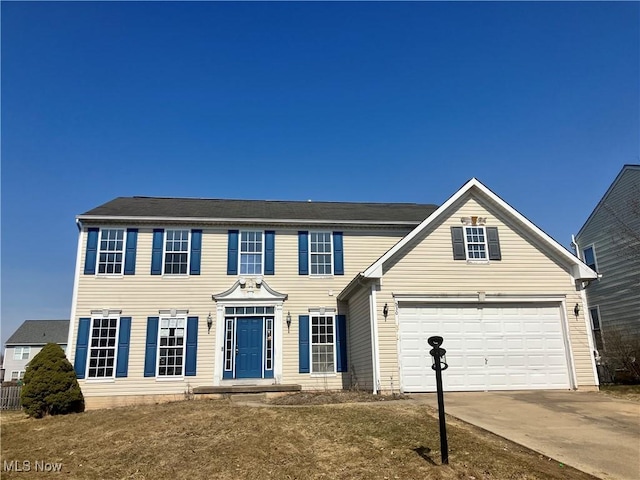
[369,283,382,394]
[572,234,600,387]
[66,219,84,362]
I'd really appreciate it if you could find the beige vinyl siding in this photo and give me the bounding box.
[373,194,597,391]
[345,286,374,391]
[576,167,640,340]
[69,225,410,398]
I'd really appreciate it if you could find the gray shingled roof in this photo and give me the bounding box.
[79,197,438,223]
[6,320,69,346]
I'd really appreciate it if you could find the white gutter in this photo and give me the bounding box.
[369,284,382,394]
[66,219,84,363]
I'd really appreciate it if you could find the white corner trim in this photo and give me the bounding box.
[67,225,84,361]
[580,289,600,387]
[370,284,381,394]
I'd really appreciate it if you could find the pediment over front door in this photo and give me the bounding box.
[212,278,288,302]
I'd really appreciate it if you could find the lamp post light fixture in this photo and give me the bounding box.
[286,311,292,333]
[207,313,213,334]
[428,335,449,465]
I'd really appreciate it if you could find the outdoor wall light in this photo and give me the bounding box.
[286,311,292,333]
[207,313,213,334]
[383,303,389,320]
[574,303,580,318]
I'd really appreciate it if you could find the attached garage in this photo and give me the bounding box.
[398,302,572,392]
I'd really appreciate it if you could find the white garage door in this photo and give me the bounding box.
[398,303,571,392]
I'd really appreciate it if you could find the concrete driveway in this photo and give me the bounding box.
[415,390,639,480]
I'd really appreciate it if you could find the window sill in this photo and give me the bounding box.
[83,378,116,383]
[465,260,490,265]
[155,376,186,382]
[161,275,190,279]
[310,373,337,377]
[308,275,334,279]
[95,274,124,278]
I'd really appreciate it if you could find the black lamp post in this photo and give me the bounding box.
[428,335,449,465]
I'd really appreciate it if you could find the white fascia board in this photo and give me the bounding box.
[76,215,420,227]
[363,178,598,281]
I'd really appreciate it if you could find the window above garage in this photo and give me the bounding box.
[451,225,501,262]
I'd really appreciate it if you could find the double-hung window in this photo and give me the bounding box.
[13,347,30,360]
[240,231,263,275]
[164,229,190,275]
[310,232,333,275]
[464,226,487,260]
[11,371,25,381]
[311,315,335,374]
[87,316,119,379]
[157,317,186,377]
[98,229,125,274]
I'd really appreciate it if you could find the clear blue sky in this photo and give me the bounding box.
[2,2,638,348]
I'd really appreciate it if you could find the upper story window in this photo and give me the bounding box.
[583,246,597,271]
[240,231,263,275]
[164,229,190,275]
[14,346,30,360]
[451,225,501,262]
[87,316,119,379]
[310,232,333,275]
[464,227,487,260]
[98,229,125,274]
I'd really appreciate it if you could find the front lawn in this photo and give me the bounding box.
[1,398,597,479]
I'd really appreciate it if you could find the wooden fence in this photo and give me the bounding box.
[1,385,22,410]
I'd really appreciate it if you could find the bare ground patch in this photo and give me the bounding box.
[1,399,598,480]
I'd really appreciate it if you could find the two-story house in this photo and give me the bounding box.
[2,320,69,382]
[574,164,640,381]
[67,178,599,409]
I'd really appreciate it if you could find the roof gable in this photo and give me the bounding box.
[78,197,438,226]
[576,164,640,238]
[6,320,70,346]
[362,178,597,281]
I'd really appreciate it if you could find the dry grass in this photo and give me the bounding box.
[1,398,597,480]
[268,390,408,405]
[599,384,640,402]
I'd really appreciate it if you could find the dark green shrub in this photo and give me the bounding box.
[21,343,85,418]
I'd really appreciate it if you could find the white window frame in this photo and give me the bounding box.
[589,306,601,331]
[156,316,187,378]
[310,314,337,375]
[463,226,488,261]
[309,231,334,276]
[13,347,30,361]
[582,245,598,272]
[11,371,25,380]
[163,229,191,276]
[86,315,120,380]
[239,230,264,275]
[95,228,126,276]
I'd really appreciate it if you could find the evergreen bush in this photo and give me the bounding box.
[21,342,85,418]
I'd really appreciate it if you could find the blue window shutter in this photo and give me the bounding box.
[124,229,138,275]
[451,227,466,260]
[115,317,131,377]
[299,315,310,373]
[185,317,198,376]
[84,228,99,275]
[264,231,275,275]
[298,231,309,275]
[190,230,202,275]
[487,227,502,261]
[151,229,164,275]
[74,318,91,379]
[333,232,344,275]
[227,230,239,275]
[144,317,159,377]
[335,315,348,372]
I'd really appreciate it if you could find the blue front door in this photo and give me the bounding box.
[235,318,263,378]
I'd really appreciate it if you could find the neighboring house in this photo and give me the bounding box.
[67,178,598,409]
[574,164,640,380]
[2,320,70,382]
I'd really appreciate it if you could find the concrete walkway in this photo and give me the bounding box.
[414,391,640,480]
